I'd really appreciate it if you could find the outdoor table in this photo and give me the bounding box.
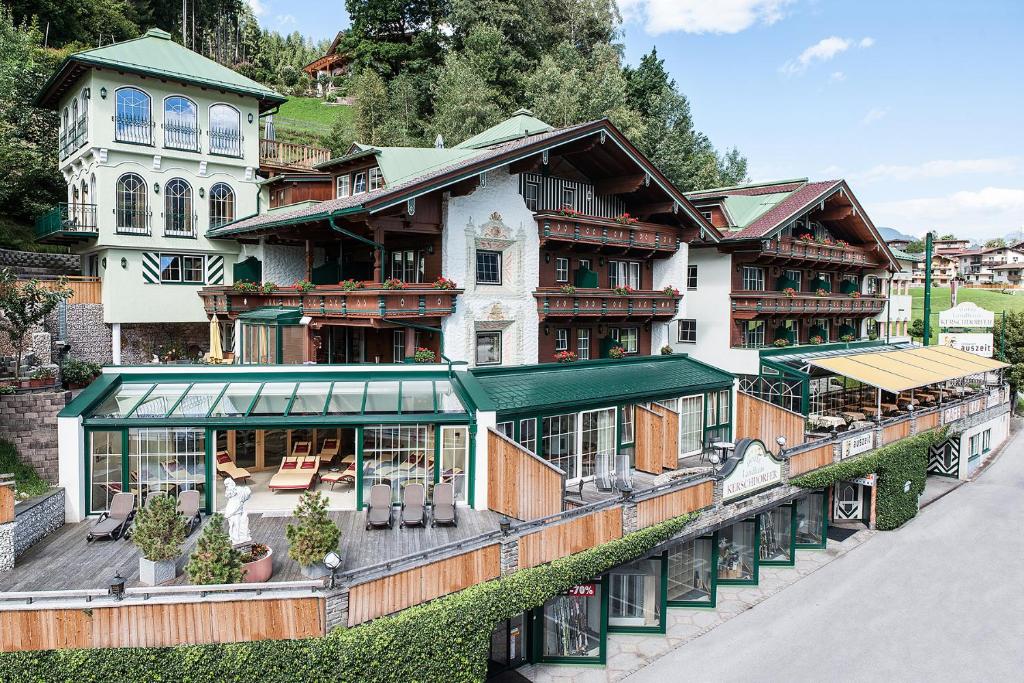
[879,403,899,413]
[809,415,846,430]
[859,405,880,418]
[712,441,735,460]
[840,411,866,422]
[916,392,937,403]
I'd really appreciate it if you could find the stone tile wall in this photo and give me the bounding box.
[13,488,64,557]
[0,388,70,483]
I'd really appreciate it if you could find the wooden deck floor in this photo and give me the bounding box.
[0,508,501,592]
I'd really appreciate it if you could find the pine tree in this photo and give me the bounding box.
[351,70,391,145]
[185,513,243,584]
[286,492,340,567]
[130,495,187,562]
[429,53,503,145]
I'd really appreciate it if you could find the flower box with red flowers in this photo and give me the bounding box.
[815,288,828,297]
[382,278,407,290]
[782,287,797,297]
[662,286,681,297]
[612,285,635,295]
[432,277,457,290]
[614,212,639,225]
[554,350,578,363]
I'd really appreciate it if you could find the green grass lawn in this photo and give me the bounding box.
[909,287,1024,344]
[275,97,352,129]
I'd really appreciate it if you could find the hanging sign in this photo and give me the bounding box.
[939,302,994,328]
[938,332,994,357]
[849,474,876,487]
[840,432,874,460]
[721,439,784,503]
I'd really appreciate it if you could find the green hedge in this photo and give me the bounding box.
[0,512,698,683]
[791,427,947,530]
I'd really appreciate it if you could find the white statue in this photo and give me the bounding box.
[223,478,252,546]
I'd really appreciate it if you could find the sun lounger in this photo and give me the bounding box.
[177,489,202,535]
[268,455,320,491]
[400,483,427,528]
[431,482,457,528]
[365,484,394,530]
[215,451,252,483]
[87,492,136,542]
[318,439,340,466]
[291,441,312,457]
[321,463,356,490]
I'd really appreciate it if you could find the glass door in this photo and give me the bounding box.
[608,557,665,633]
[487,613,527,677]
[579,408,616,481]
[678,395,704,457]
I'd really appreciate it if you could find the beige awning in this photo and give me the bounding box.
[808,345,1008,393]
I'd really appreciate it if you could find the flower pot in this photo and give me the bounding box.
[140,557,178,586]
[242,547,274,583]
[300,561,331,579]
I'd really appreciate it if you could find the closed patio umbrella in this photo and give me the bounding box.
[209,314,223,363]
[265,114,276,141]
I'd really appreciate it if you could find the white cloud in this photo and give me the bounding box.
[861,107,888,125]
[780,35,874,75]
[619,0,793,36]
[828,71,846,83]
[871,187,1024,238]
[856,158,1018,183]
[276,14,296,27]
[245,0,266,17]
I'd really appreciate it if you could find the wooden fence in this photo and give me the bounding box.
[787,443,835,476]
[915,411,940,432]
[736,392,806,447]
[347,544,500,626]
[486,429,564,521]
[0,597,324,652]
[634,405,666,474]
[882,419,912,444]
[649,403,680,470]
[18,276,101,305]
[518,507,623,570]
[635,480,714,528]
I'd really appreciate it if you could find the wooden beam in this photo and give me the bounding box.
[633,201,675,219]
[509,155,543,175]
[595,174,646,195]
[816,206,855,222]
[447,175,480,198]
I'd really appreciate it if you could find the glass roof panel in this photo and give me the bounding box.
[400,381,436,413]
[435,381,464,413]
[249,383,296,416]
[170,383,227,417]
[363,381,400,413]
[289,382,332,416]
[89,383,153,418]
[326,382,366,415]
[208,382,262,417]
[131,383,190,417]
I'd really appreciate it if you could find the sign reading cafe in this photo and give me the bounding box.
[721,439,784,503]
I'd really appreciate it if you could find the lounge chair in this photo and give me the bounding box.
[177,489,202,535]
[365,484,394,530]
[318,439,340,467]
[87,492,136,542]
[268,454,320,491]
[123,491,165,539]
[431,482,458,528]
[215,451,251,483]
[400,483,427,528]
[291,441,312,457]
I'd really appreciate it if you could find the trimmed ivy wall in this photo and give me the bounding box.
[0,513,698,683]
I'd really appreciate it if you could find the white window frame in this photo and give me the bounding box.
[678,395,704,457]
[369,167,385,191]
[555,328,569,351]
[561,186,577,210]
[784,269,802,290]
[718,389,730,425]
[524,181,539,210]
[577,328,590,360]
[677,319,696,344]
[742,266,765,291]
[353,171,367,194]
[744,321,765,347]
[555,257,569,282]
[475,331,502,366]
[609,261,641,289]
[611,327,638,354]
[336,174,350,198]
[158,253,205,284]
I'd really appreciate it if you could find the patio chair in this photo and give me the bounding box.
[291,441,312,457]
[365,484,394,530]
[613,454,633,493]
[400,483,427,528]
[87,492,136,543]
[318,438,340,467]
[595,453,614,492]
[215,451,252,483]
[177,489,202,536]
[699,436,715,464]
[431,482,458,528]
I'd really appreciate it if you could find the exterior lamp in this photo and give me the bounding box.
[153,182,160,194]
[324,550,342,589]
[499,516,512,536]
[198,186,205,198]
[109,573,126,601]
[775,435,787,457]
[99,87,107,99]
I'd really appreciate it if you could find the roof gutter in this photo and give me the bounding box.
[326,213,385,266]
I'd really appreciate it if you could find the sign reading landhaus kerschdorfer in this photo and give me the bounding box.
[721,439,784,503]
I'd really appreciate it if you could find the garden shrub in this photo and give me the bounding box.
[791,427,947,530]
[0,512,698,682]
[0,438,49,499]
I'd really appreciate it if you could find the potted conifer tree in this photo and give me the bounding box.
[131,495,188,586]
[185,514,244,584]
[286,491,340,579]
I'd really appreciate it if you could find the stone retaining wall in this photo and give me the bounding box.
[0,249,79,276]
[14,488,64,557]
[121,322,209,364]
[0,388,70,483]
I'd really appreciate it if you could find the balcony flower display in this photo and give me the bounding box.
[432,276,457,290]
[338,279,364,291]
[382,278,407,290]
[554,350,578,363]
[782,287,797,297]
[559,284,577,294]
[413,347,436,363]
[259,281,277,294]
[612,285,635,295]
[798,233,815,242]
[809,335,824,344]
[773,338,791,347]
[662,285,681,297]
[293,280,315,293]
[820,237,834,246]
[232,280,258,293]
[836,239,849,248]
[557,205,581,218]
[608,346,626,359]
[849,290,861,298]
[614,212,639,225]
[840,334,855,342]
[815,288,828,297]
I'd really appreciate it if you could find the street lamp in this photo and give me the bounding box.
[109,573,125,601]
[776,435,787,457]
[499,516,512,536]
[324,551,342,589]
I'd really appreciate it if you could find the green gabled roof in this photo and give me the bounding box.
[454,109,554,150]
[36,28,285,110]
[467,355,733,415]
[889,247,924,262]
[365,145,484,185]
[721,192,792,230]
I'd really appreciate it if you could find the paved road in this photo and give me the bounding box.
[626,426,1024,683]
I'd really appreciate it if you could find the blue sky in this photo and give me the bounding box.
[249,0,1024,240]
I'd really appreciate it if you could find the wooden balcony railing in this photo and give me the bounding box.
[534,287,681,320]
[731,291,887,316]
[200,284,462,320]
[760,236,883,267]
[259,138,331,171]
[535,212,679,255]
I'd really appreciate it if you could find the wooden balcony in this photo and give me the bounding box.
[34,203,98,244]
[259,139,332,172]
[731,291,887,318]
[534,287,681,320]
[759,236,883,268]
[535,212,679,255]
[200,284,462,324]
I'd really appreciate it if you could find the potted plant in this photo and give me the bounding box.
[413,347,437,363]
[815,288,828,297]
[662,285,681,297]
[809,335,825,344]
[29,367,55,388]
[286,491,340,579]
[186,514,243,585]
[612,285,635,295]
[293,279,315,293]
[61,357,101,389]
[782,287,797,297]
[660,345,673,355]
[840,334,855,342]
[559,284,576,294]
[554,350,577,363]
[798,233,814,242]
[608,346,626,359]
[132,495,188,586]
[259,281,278,294]
[849,290,861,298]
[382,278,406,290]
[432,276,457,290]
[836,239,849,248]
[614,212,639,225]
[232,280,258,293]
[557,206,581,218]
[339,279,363,291]
[240,542,274,583]
[773,338,791,347]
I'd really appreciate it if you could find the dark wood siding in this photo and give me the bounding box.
[519,173,625,218]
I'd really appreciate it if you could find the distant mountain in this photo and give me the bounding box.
[877,226,916,242]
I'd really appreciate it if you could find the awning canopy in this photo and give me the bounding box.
[808,345,1008,393]
[238,306,302,324]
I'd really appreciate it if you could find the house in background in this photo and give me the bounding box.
[881,247,920,339]
[911,251,958,287]
[302,32,351,96]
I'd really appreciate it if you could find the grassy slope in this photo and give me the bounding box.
[276,97,353,127]
[909,286,1024,344]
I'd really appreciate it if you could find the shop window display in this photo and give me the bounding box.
[759,505,796,565]
[718,518,759,584]
[608,557,665,633]
[667,535,716,606]
[536,580,606,662]
[795,491,828,548]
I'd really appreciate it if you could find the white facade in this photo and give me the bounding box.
[957,411,1009,479]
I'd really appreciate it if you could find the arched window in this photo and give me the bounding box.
[164,96,198,151]
[208,104,241,157]
[209,183,235,228]
[164,178,194,237]
[115,87,152,144]
[115,173,148,233]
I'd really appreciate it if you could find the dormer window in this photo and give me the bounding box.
[336,174,350,198]
[369,167,385,191]
[353,171,367,194]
